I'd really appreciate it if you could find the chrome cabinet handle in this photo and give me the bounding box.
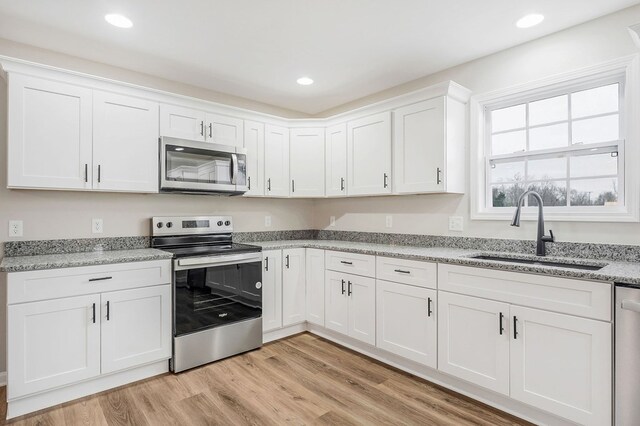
[499,312,504,335]
[340,177,345,191]
[98,165,101,183]
[267,178,271,191]
[264,257,269,271]
[106,301,110,321]
[292,180,295,193]
[383,173,388,188]
[248,176,251,190]
[89,276,112,282]
[92,303,96,324]
[341,279,345,295]
[427,298,433,317]
[437,167,442,185]
[200,121,204,136]
[84,164,88,183]
[394,269,410,274]
[209,123,212,138]
[285,254,290,269]
[513,316,518,339]
[347,281,352,296]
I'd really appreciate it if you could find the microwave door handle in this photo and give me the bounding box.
[230,153,238,185]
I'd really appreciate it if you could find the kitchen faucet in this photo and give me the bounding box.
[511,189,555,256]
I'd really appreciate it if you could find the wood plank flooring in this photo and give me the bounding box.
[0,333,532,425]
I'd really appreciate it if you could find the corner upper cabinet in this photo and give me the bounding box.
[264,124,290,197]
[393,90,469,194]
[243,120,265,196]
[92,91,159,192]
[289,128,325,197]
[159,104,207,141]
[325,123,347,197]
[347,112,392,196]
[7,74,93,190]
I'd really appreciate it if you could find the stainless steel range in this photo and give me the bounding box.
[151,215,262,373]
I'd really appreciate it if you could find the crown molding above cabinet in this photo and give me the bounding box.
[0,56,471,198]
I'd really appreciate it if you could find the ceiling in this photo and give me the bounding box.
[0,0,638,115]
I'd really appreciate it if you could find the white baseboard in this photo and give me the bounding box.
[0,371,6,386]
[263,322,306,343]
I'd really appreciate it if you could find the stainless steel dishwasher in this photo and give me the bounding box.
[615,283,640,425]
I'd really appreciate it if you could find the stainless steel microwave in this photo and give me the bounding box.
[159,137,248,195]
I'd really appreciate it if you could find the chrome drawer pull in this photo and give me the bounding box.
[89,276,112,282]
[340,261,353,265]
[394,269,411,274]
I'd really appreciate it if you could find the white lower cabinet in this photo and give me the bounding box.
[282,248,306,326]
[305,248,325,326]
[325,270,375,345]
[376,280,437,368]
[437,291,511,395]
[101,285,172,374]
[510,306,612,426]
[8,294,102,399]
[262,250,283,332]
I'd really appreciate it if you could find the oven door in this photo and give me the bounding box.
[160,137,246,194]
[173,252,262,337]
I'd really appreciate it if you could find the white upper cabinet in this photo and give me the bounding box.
[290,128,325,197]
[347,112,392,196]
[8,74,93,190]
[159,104,206,141]
[393,97,466,194]
[325,123,348,197]
[264,124,290,197]
[93,91,159,193]
[205,113,244,147]
[243,120,265,196]
[282,248,306,326]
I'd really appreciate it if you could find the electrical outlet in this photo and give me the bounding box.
[330,216,336,227]
[265,216,272,227]
[449,216,464,232]
[8,220,23,238]
[92,218,104,234]
[385,215,393,228]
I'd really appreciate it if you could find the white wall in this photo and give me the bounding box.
[312,5,640,245]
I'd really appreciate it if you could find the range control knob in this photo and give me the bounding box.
[217,221,223,226]
[156,222,163,228]
[225,220,231,226]
[166,222,173,228]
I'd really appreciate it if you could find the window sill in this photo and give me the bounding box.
[471,208,639,223]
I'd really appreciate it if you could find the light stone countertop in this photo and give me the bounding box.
[252,240,640,285]
[0,248,174,273]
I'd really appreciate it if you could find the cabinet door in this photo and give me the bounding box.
[306,248,325,326]
[7,294,101,399]
[290,128,325,197]
[7,74,93,190]
[159,104,206,141]
[347,274,376,345]
[438,291,510,395]
[205,113,244,147]
[264,125,290,197]
[510,306,611,426]
[325,123,348,197]
[325,271,349,335]
[243,120,265,196]
[376,281,437,368]
[262,250,283,332]
[347,111,391,196]
[282,248,306,326]
[93,91,159,192]
[393,98,445,193]
[101,285,171,374]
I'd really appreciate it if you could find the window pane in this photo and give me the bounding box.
[492,183,526,207]
[492,130,526,155]
[491,104,526,133]
[529,123,569,151]
[527,181,567,207]
[572,114,619,144]
[570,153,618,178]
[571,83,619,119]
[490,161,525,183]
[570,178,618,206]
[528,157,567,181]
[529,95,568,126]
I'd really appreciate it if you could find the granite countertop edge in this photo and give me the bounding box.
[250,240,640,285]
[0,248,174,273]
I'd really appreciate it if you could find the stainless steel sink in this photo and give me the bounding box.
[470,255,605,271]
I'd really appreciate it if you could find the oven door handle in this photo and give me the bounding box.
[175,252,262,270]
[230,153,238,185]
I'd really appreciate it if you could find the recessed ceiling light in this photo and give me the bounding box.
[296,77,314,86]
[105,14,133,29]
[516,13,544,29]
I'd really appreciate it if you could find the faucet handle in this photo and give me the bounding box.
[543,229,555,243]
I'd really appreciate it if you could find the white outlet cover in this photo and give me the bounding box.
[92,218,104,234]
[449,216,464,232]
[8,220,23,238]
[330,216,336,227]
[385,215,393,228]
[265,216,272,227]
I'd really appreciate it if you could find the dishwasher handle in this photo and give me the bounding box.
[621,299,640,313]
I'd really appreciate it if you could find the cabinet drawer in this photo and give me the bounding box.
[438,264,611,321]
[7,260,171,304]
[376,257,437,289]
[325,250,375,278]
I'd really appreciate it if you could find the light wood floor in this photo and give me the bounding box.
[1,333,532,425]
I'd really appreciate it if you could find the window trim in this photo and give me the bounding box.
[470,55,640,222]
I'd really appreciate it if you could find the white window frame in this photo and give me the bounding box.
[470,55,640,222]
